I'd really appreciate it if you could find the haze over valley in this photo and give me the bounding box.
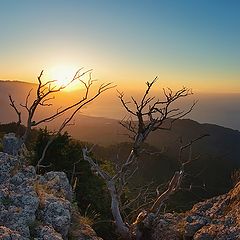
[1,80,240,131]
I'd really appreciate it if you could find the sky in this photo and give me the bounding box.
[0,0,240,93]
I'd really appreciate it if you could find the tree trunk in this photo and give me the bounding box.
[107,180,131,239]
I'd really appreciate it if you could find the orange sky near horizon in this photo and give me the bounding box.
[1,63,239,94]
[0,1,239,94]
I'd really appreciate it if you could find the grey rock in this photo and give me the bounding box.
[151,181,240,240]
[38,171,73,201]
[0,226,28,240]
[2,133,20,155]
[10,166,36,186]
[38,195,71,239]
[0,152,39,238]
[185,222,205,237]
[194,232,214,240]
[34,225,63,240]
[184,215,208,237]
[0,152,19,184]
[0,152,101,240]
[194,225,240,240]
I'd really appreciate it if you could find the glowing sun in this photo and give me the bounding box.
[50,65,80,91]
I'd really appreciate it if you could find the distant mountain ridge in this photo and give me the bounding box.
[65,115,240,167]
[0,79,35,83]
[0,80,240,168]
[1,79,240,130]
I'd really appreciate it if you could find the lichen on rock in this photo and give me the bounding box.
[151,182,240,240]
[0,151,102,240]
[0,152,39,238]
[2,133,20,155]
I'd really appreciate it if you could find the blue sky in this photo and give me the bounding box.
[0,0,240,92]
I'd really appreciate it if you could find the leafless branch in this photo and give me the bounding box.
[9,95,22,125]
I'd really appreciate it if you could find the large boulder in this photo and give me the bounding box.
[0,153,39,238]
[36,172,73,239]
[37,195,71,239]
[0,152,19,184]
[37,171,73,201]
[2,133,20,155]
[0,151,102,240]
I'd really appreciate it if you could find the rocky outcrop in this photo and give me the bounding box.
[0,152,102,240]
[151,182,240,240]
[2,133,21,155]
[0,152,38,238]
[35,173,72,239]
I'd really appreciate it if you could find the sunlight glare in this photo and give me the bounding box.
[50,65,80,91]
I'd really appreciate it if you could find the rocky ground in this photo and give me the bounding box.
[0,152,102,240]
[0,133,239,239]
[151,181,240,240]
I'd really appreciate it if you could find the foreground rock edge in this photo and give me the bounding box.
[0,152,102,240]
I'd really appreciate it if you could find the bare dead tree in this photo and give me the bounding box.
[9,69,84,144]
[9,69,115,163]
[36,77,114,171]
[82,78,207,239]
